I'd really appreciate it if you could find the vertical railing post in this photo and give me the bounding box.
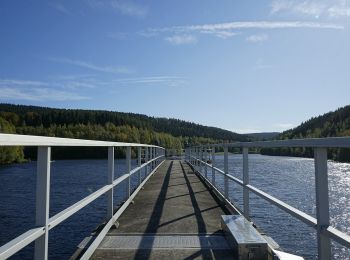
[243,147,250,220]
[151,147,154,171]
[155,148,157,167]
[145,147,149,176]
[138,147,142,185]
[190,148,193,165]
[195,148,197,169]
[152,147,155,170]
[149,147,152,171]
[107,147,114,219]
[35,147,51,260]
[200,147,203,174]
[197,147,199,170]
[190,148,192,164]
[224,146,229,200]
[204,147,208,178]
[314,148,331,260]
[126,146,131,198]
[211,147,216,186]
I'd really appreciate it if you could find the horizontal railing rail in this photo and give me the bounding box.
[0,134,165,259]
[185,137,350,260]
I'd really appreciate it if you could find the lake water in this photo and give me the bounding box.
[0,155,349,259]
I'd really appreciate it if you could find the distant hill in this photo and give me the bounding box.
[261,105,350,162]
[0,103,248,163]
[246,132,279,140]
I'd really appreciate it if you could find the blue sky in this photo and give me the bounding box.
[1,0,350,133]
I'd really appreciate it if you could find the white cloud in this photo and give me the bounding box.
[271,0,350,18]
[0,78,93,101]
[86,0,148,18]
[253,59,273,70]
[246,34,269,43]
[273,123,295,129]
[235,128,262,134]
[48,57,133,74]
[140,20,343,42]
[173,20,343,31]
[49,2,72,15]
[165,35,197,45]
[0,87,89,101]
[114,76,188,87]
[199,30,238,39]
[111,0,148,18]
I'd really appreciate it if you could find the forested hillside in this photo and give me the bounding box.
[0,103,248,163]
[261,105,350,162]
[245,132,279,140]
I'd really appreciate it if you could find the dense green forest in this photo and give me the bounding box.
[261,105,350,162]
[0,103,248,164]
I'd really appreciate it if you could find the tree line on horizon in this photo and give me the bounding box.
[260,105,350,162]
[0,103,248,164]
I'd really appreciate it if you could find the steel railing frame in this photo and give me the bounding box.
[185,137,350,260]
[0,134,165,259]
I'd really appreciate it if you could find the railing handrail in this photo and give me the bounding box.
[0,133,164,148]
[0,134,166,259]
[185,138,350,260]
[190,136,350,148]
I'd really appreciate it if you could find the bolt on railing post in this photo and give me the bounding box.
[204,147,208,178]
[35,146,51,260]
[212,147,216,186]
[138,147,142,185]
[243,147,250,220]
[224,146,229,200]
[314,148,331,260]
[126,146,131,198]
[107,147,114,219]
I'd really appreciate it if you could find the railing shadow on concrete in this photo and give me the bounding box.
[185,137,350,260]
[0,134,165,260]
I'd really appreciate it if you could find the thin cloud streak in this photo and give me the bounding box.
[114,76,188,87]
[140,21,344,42]
[111,0,148,18]
[271,0,350,18]
[49,2,72,15]
[273,123,295,129]
[246,34,269,42]
[0,87,89,101]
[86,0,148,18]
[0,78,92,101]
[165,35,197,45]
[48,57,133,74]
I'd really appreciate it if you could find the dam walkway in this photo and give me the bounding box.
[1,134,350,260]
[89,160,234,259]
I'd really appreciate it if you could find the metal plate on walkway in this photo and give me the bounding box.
[98,235,231,250]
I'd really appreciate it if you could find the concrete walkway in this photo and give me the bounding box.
[91,160,234,259]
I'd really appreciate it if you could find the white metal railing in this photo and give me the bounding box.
[0,134,165,259]
[185,137,350,260]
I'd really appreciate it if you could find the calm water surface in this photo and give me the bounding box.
[0,155,349,259]
[213,154,350,259]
